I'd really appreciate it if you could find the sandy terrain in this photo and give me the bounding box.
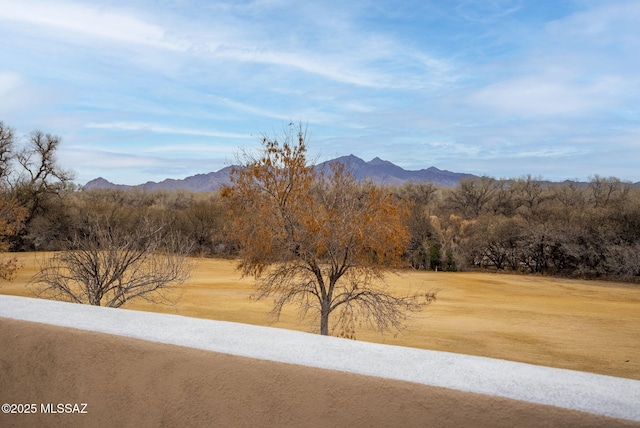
[3,252,638,380]
[2,309,639,427]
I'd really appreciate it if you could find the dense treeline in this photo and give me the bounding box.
[7,187,235,256]
[2,174,638,282]
[2,121,639,282]
[396,176,640,280]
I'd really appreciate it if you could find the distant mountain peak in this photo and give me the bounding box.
[368,157,393,166]
[86,177,109,186]
[316,156,473,187]
[330,154,366,164]
[84,177,130,190]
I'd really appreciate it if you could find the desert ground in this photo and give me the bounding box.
[2,252,639,380]
[5,313,640,428]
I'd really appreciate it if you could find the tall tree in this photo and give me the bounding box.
[0,121,15,182]
[14,130,75,226]
[0,122,76,250]
[222,126,435,336]
[0,121,27,279]
[0,197,27,280]
[445,176,498,218]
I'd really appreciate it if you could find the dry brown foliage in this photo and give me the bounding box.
[222,125,436,335]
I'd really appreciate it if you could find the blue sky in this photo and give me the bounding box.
[1,0,638,185]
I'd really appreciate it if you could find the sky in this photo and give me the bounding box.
[0,0,639,185]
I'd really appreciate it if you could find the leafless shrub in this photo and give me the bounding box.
[28,215,193,307]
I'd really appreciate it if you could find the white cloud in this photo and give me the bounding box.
[212,48,376,88]
[509,147,584,159]
[0,71,58,116]
[143,143,245,155]
[61,146,234,185]
[454,0,523,22]
[63,148,160,169]
[546,2,640,47]
[0,0,452,90]
[200,39,444,90]
[3,1,639,183]
[0,0,186,50]
[0,71,22,95]
[85,122,250,139]
[468,73,626,117]
[208,96,298,122]
[466,1,639,118]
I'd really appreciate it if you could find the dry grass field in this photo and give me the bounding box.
[2,252,639,380]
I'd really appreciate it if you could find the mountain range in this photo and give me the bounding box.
[84,155,476,192]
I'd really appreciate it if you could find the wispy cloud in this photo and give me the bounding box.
[2,0,639,184]
[208,97,301,122]
[0,0,184,50]
[545,1,640,46]
[63,148,164,169]
[0,71,60,118]
[0,71,22,95]
[454,0,524,23]
[143,143,243,155]
[0,0,457,97]
[467,1,640,118]
[85,122,250,139]
[61,147,233,184]
[468,72,626,117]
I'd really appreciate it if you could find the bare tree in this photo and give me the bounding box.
[0,197,27,281]
[0,121,15,182]
[28,215,193,307]
[14,130,75,225]
[588,175,629,209]
[396,183,440,270]
[445,176,498,218]
[0,123,76,250]
[512,175,546,212]
[0,122,27,280]
[222,125,436,336]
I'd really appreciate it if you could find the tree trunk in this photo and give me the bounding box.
[320,303,330,335]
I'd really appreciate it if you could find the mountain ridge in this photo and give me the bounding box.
[84,155,475,192]
[84,155,640,191]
